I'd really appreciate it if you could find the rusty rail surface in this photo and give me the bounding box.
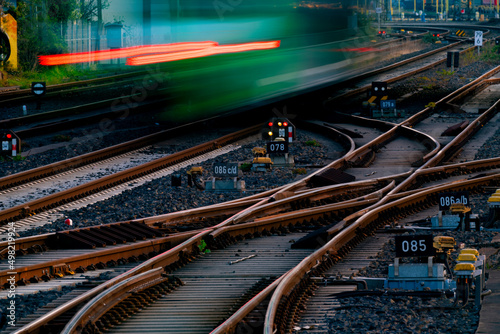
[61,267,167,334]
[0,230,198,288]
[264,172,500,334]
[326,40,463,102]
[0,118,229,191]
[0,124,261,226]
[263,71,500,332]
[10,38,500,333]
[10,227,213,334]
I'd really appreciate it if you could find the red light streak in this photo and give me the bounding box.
[38,42,218,66]
[126,41,281,66]
[39,40,281,66]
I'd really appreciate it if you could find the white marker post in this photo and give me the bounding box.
[475,31,483,56]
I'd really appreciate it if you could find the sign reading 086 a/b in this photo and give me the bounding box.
[438,191,469,211]
[213,163,238,177]
[267,141,288,154]
[395,234,435,258]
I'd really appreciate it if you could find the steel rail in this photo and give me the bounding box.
[9,228,213,334]
[263,66,500,333]
[210,271,289,334]
[0,111,261,191]
[0,70,148,99]
[326,40,464,102]
[0,77,144,105]
[0,124,261,226]
[388,80,500,197]
[61,267,166,334]
[401,65,500,128]
[57,180,395,334]
[207,122,358,230]
[0,86,168,130]
[13,32,498,332]
[0,230,198,287]
[264,172,500,333]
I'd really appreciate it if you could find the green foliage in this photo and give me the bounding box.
[5,0,109,72]
[198,240,211,254]
[436,69,455,76]
[52,134,72,142]
[422,33,439,44]
[480,44,500,63]
[305,139,320,147]
[461,49,478,67]
[239,162,252,172]
[293,168,307,175]
[11,155,26,161]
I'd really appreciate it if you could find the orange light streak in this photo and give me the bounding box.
[38,42,218,66]
[126,41,281,66]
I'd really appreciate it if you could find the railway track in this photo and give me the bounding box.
[3,24,500,334]
[0,124,261,228]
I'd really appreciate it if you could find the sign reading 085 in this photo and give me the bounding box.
[395,234,435,258]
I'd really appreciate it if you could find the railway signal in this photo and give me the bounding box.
[1,130,20,158]
[31,82,46,110]
[264,118,295,142]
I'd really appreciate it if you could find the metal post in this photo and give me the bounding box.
[475,274,482,306]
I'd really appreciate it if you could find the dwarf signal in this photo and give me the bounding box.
[264,118,295,142]
[1,131,20,157]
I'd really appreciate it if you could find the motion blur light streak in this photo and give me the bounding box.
[38,42,219,65]
[126,40,281,66]
[330,47,382,53]
[39,41,280,66]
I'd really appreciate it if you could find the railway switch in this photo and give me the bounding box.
[485,189,500,227]
[251,146,273,171]
[187,166,204,190]
[454,247,486,306]
[386,235,455,291]
[1,130,20,157]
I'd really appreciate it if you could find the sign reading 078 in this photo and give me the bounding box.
[267,141,288,154]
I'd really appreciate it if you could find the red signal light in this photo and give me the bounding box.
[6,134,12,139]
[268,122,273,127]
[283,122,288,127]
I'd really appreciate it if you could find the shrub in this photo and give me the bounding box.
[305,139,320,147]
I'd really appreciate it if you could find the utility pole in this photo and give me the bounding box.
[96,0,102,52]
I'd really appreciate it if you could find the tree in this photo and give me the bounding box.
[6,0,109,71]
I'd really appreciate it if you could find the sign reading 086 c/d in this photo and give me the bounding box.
[395,234,435,258]
[438,191,469,211]
[267,141,288,154]
[213,163,238,177]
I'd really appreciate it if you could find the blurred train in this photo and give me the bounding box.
[142,0,386,122]
[33,1,398,122]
